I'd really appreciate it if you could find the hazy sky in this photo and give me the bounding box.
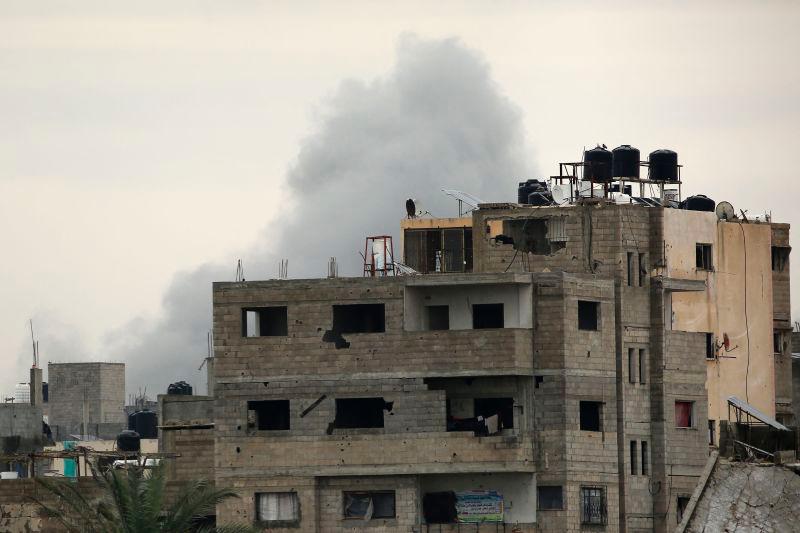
[1,1,798,398]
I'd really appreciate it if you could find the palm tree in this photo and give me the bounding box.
[34,463,257,533]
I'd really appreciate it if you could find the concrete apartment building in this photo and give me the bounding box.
[47,362,126,440]
[209,149,790,532]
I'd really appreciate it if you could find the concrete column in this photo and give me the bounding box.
[29,367,43,407]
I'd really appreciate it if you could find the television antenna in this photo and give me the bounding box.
[441,189,484,217]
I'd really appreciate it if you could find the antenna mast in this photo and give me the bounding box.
[29,319,38,368]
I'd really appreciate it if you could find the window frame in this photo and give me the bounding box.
[255,491,300,526]
[675,400,694,428]
[578,300,600,331]
[638,348,647,384]
[641,441,649,475]
[537,485,564,511]
[242,306,288,338]
[580,486,607,525]
[627,252,634,287]
[579,401,603,432]
[628,348,636,384]
[630,440,638,475]
[695,243,713,271]
[343,491,396,520]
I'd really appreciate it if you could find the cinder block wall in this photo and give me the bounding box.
[771,223,793,421]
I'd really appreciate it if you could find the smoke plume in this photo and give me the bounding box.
[109,35,533,393]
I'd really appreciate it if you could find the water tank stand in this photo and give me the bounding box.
[363,236,395,277]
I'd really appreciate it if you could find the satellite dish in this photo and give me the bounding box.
[551,184,568,205]
[716,201,735,221]
[405,198,416,218]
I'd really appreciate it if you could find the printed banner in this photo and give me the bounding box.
[455,490,503,523]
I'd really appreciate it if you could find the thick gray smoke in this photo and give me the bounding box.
[108,35,534,394]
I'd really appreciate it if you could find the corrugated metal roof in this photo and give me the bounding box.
[727,396,790,431]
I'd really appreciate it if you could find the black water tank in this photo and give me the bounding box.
[527,191,552,206]
[649,149,678,181]
[612,145,640,178]
[584,146,613,182]
[116,430,141,452]
[681,194,715,212]
[517,179,547,204]
[167,381,193,396]
[128,411,158,439]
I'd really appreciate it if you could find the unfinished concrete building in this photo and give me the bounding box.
[47,362,126,440]
[211,147,790,532]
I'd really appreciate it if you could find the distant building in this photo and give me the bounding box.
[47,362,126,440]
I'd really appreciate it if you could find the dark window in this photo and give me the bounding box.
[638,253,647,286]
[332,304,385,334]
[708,420,715,446]
[706,333,715,359]
[580,401,602,432]
[630,441,638,475]
[474,397,514,429]
[247,400,290,431]
[242,306,288,337]
[404,228,473,274]
[677,496,691,524]
[443,229,465,272]
[580,487,607,525]
[578,301,599,331]
[641,441,649,475]
[639,349,646,384]
[334,398,389,429]
[628,348,636,384]
[423,492,457,523]
[537,486,563,510]
[696,243,712,270]
[772,246,790,272]
[627,252,634,286]
[675,401,693,428]
[472,303,504,329]
[344,491,395,519]
[255,492,299,523]
[464,228,474,272]
[773,331,782,354]
[427,306,450,331]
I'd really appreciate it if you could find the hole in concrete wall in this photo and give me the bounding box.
[675,401,694,428]
[638,253,647,286]
[474,397,514,429]
[502,218,566,255]
[627,252,634,287]
[426,305,450,331]
[537,486,564,510]
[534,375,544,388]
[332,304,385,334]
[242,307,288,337]
[676,495,691,524]
[334,398,388,429]
[578,301,599,331]
[772,246,790,272]
[247,400,290,430]
[344,491,395,519]
[579,401,602,431]
[472,303,504,329]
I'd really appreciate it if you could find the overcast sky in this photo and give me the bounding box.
[1,1,798,398]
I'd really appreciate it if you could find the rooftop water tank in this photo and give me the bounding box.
[167,381,193,396]
[612,145,640,179]
[517,179,547,204]
[681,194,715,212]
[128,411,158,439]
[116,430,141,452]
[584,146,613,182]
[649,149,679,181]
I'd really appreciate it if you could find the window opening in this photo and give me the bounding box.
[474,397,514,429]
[334,398,390,429]
[641,441,649,475]
[580,401,602,432]
[638,253,647,286]
[242,306,288,337]
[537,486,563,510]
[675,401,693,428]
[630,441,638,475]
[580,487,607,525]
[627,252,634,286]
[696,243,713,270]
[578,301,599,331]
[706,333,715,359]
[774,331,782,354]
[708,420,716,446]
[423,492,457,523]
[772,246,790,272]
[628,348,636,384]
[677,496,691,524]
[332,304,385,334]
[247,400,290,431]
[256,492,299,523]
[426,305,450,331]
[344,491,395,520]
[472,303,504,329]
[639,349,646,384]
[443,229,465,272]
[502,218,566,255]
